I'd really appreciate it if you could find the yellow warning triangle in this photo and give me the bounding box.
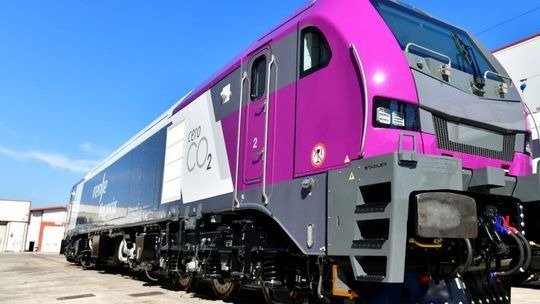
[344,155,350,163]
[348,172,355,181]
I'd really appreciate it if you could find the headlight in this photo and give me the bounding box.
[414,192,478,239]
[376,107,391,125]
[373,97,419,131]
[391,111,405,127]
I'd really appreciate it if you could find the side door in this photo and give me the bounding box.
[295,25,364,175]
[243,47,272,187]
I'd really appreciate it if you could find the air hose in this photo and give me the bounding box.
[501,216,532,272]
[516,232,532,271]
[491,216,525,278]
[451,239,473,276]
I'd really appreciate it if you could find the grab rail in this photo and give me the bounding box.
[233,71,248,208]
[483,70,513,84]
[405,42,452,67]
[262,55,277,205]
[349,44,369,157]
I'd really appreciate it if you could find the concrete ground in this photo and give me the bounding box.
[0,253,539,304]
[0,253,264,304]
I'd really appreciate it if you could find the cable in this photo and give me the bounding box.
[476,5,540,35]
[520,72,540,82]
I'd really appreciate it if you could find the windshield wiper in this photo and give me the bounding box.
[451,32,485,93]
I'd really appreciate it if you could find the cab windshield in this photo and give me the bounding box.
[371,0,499,79]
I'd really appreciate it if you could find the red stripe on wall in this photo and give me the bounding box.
[37,221,65,252]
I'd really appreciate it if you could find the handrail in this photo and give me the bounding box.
[398,133,418,154]
[405,42,452,66]
[483,70,513,84]
[349,44,369,157]
[262,55,277,205]
[233,71,248,208]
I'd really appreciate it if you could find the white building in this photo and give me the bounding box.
[26,206,67,253]
[0,199,31,252]
[494,33,540,172]
[494,34,540,111]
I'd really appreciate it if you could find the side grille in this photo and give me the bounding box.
[433,116,515,161]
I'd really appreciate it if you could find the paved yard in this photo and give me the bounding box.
[0,253,539,303]
[0,253,263,304]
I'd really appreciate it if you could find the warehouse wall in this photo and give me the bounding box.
[0,200,30,252]
[4,222,27,252]
[494,34,540,112]
[26,213,41,251]
[26,208,66,253]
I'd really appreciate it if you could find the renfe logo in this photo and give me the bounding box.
[92,173,108,203]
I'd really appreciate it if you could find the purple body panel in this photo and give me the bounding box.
[244,95,267,184]
[294,15,364,176]
[293,1,423,175]
[221,83,297,190]
[182,0,532,193]
[264,84,296,186]
[221,111,240,185]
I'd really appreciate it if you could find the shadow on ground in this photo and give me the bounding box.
[80,266,267,303]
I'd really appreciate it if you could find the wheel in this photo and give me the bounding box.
[210,278,241,300]
[81,258,95,269]
[177,274,199,292]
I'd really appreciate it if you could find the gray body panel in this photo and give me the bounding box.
[327,153,464,283]
[514,172,540,203]
[235,174,327,256]
[210,67,243,122]
[413,70,526,132]
[326,151,540,284]
[73,173,327,257]
[268,30,299,90]
[209,30,298,123]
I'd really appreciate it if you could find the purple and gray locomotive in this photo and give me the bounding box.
[62,0,540,303]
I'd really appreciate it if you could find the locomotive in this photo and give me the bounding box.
[62,0,540,303]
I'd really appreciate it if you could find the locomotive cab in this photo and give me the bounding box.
[320,1,540,301]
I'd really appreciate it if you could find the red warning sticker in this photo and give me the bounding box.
[311,143,326,168]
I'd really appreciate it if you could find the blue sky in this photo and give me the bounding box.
[0,0,538,208]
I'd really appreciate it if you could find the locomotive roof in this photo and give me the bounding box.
[172,0,316,114]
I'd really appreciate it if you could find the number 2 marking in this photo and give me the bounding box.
[252,137,258,149]
[206,153,212,170]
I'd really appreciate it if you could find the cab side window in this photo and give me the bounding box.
[300,27,332,77]
[250,55,267,100]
